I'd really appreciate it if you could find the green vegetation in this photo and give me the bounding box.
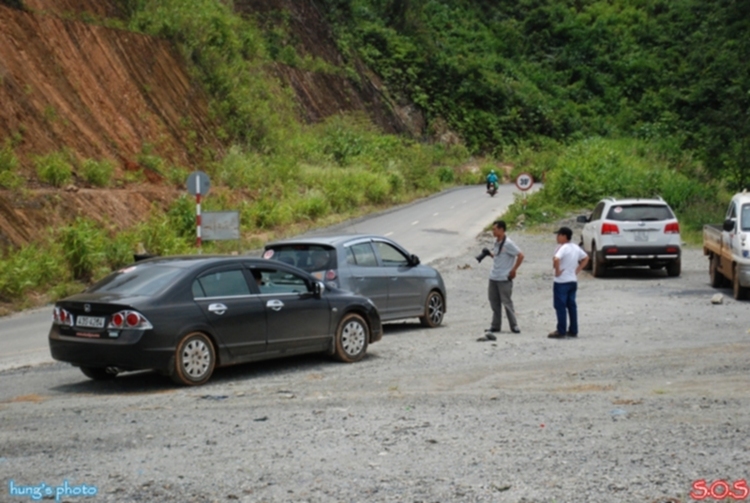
[34,152,73,187]
[0,140,23,189]
[81,158,115,187]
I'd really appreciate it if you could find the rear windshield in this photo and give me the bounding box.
[606,204,674,221]
[264,245,337,272]
[87,264,183,296]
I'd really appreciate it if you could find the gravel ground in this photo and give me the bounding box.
[1,222,749,503]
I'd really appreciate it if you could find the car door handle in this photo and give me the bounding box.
[208,303,227,315]
[266,299,284,311]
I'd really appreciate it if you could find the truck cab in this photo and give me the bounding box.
[704,190,750,299]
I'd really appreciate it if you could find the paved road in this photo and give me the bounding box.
[0,183,534,372]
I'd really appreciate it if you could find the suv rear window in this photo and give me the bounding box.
[265,245,337,272]
[606,204,674,222]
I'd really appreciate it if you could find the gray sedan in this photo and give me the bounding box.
[263,234,446,327]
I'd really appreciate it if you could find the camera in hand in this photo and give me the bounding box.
[475,247,491,263]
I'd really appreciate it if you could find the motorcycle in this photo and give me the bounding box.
[487,182,498,197]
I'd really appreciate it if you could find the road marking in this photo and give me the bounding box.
[384,232,393,237]
[411,221,419,225]
[433,213,439,216]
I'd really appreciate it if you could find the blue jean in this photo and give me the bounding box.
[553,281,578,335]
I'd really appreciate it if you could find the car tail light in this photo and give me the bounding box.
[664,222,680,234]
[325,269,337,281]
[666,246,679,253]
[601,222,619,234]
[604,247,619,255]
[107,310,153,330]
[52,307,74,327]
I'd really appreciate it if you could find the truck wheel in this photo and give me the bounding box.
[733,265,748,300]
[592,249,606,278]
[666,258,681,277]
[709,255,723,288]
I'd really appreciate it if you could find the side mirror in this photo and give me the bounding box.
[313,281,325,298]
[723,219,736,232]
[410,254,420,266]
[576,215,589,223]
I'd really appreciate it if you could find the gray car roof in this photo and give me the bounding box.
[265,234,382,247]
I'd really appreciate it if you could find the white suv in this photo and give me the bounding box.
[577,197,682,277]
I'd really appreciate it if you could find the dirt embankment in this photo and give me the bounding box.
[0,0,421,251]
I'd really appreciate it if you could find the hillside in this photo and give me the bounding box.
[0,0,417,250]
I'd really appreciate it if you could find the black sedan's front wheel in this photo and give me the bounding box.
[171,332,216,386]
[334,313,368,363]
[420,290,445,328]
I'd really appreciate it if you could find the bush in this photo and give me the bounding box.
[0,243,68,301]
[57,218,107,281]
[81,158,115,187]
[34,152,73,187]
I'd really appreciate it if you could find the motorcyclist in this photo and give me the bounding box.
[486,170,499,191]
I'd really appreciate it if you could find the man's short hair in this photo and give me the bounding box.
[492,220,507,230]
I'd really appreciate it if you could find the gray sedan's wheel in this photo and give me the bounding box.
[709,255,723,288]
[334,313,368,363]
[592,248,606,278]
[733,265,748,300]
[171,332,216,386]
[666,258,681,277]
[80,366,117,381]
[420,290,445,328]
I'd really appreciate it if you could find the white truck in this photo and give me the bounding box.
[703,190,750,299]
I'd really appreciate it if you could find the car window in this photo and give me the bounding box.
[742,204,750,231]
[88,265,183,296]
[346,242,378,267]
[373,241,409,267]
[193,270,251,298]
[256,268,311,295]
[264,245,336,272]
[591,202,605,221]
[606,204,674,221]
[727,202,736,219]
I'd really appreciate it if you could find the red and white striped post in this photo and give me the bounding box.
[195,176,202,253]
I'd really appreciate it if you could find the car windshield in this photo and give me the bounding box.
[265,245,336,272]
[606,204,674,222]
[87,264,183,296]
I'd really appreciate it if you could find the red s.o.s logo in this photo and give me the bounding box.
[691,479,749,500]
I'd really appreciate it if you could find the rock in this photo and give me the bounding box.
[711,294,723,304]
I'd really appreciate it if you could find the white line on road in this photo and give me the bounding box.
[384,232,393,237]
[411,221,419,225]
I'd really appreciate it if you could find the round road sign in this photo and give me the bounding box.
[187,171,211,196]
[515,172,534,191]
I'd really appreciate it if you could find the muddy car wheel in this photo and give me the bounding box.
[420,290,445,328]
[709,255,723,288]
[334,313,368,363]
[171,332,216,386]
[80,366,118,381]
[733,265,748,300]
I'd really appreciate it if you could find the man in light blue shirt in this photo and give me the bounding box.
[484,220,524,339]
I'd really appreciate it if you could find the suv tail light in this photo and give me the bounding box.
[107,310,153,330]
[664,222,680,234]
[325,269,337,281]
[601,222,620,234]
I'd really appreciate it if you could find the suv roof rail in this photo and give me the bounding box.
[653,194,664,201]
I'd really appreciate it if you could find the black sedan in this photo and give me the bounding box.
[49,256,382,385]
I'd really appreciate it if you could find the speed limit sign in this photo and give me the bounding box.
[515,172,534,191]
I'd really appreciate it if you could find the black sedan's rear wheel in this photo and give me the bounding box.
[171,332,216,386]
[80,366,118,381]
[334,313,368,363]
[420,290,445,328]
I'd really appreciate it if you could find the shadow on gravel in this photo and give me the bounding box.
[382,321,427,335]
[585,267,675,280]
[49,351,385,394]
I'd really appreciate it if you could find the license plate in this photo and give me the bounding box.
[76,316,105,328]
[634,231,649,242]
